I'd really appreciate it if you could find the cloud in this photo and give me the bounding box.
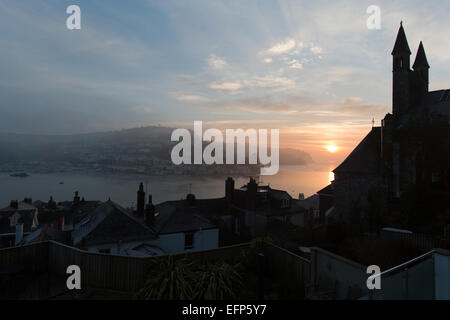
[310,45,323,54]
[209,81,243,93]
[208,54,227,69]
[262,38,296,56]
[334,104,389,115]
[258,37,322,72]
[288,59,303,69]
[169,92,208,101]
[208,74,295,94]
[209,96,294,113]
[250,75,295,90]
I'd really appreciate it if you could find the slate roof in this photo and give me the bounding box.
[0,202,38,234]
[57,200,103,223]
[153,200,218,234]
[72,200,157,246]
[21,226,68,245]
[333,127,381,174]
[267,188,291,201]
[0,201,36,212]
[317,184,334,196]
[419,90,450,120]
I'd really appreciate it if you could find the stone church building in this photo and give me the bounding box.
[332,23,450,228]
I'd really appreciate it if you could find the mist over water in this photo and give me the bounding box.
[0,164,332,208]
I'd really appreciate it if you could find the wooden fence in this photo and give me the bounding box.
[264,243,311,288]
[0,241,258,293]
[0,241,311,295]
[380,229,450,251]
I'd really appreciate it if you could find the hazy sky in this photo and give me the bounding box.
[1,0,449,164]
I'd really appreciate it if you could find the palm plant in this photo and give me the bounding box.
[137,256,243,300]
[136,255,197,300]
[194,262,242,300]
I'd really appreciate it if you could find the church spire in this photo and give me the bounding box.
[413,41,430,93]
[413,41,430,70]
[392,22,411,55]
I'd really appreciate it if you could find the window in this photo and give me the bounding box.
[99,248,111,254]
[314,209,320,218]
[234,218,241,235]
[184,232,194,250]
[281,198,290,208]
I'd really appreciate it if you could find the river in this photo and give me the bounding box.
[0,164,334,208]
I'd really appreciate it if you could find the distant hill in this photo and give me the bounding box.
[0,126,312,166]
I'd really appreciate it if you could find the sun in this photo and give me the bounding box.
[327,145,338,153]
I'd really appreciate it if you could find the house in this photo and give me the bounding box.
[0,199,39,248]
[36,192,103,231]
[72,199,159,255]
[225,177,308,236]
[71,186,220,256]
[152,194,220,253]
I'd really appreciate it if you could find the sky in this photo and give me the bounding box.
[1,0,449,166]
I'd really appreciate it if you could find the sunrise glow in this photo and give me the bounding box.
[327,145,338,153]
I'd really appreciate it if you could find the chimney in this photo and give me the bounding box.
[225,177,235,204]
[48,196,56,210]
[15,218,24,246]
[10,200,19,210]
[73,191,80,206]
[137,182,145,216]
[298,193,305,201]
[246,178,258,211]
[145,197,155,226]
[186,194,196,207]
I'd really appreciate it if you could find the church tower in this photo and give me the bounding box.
[392,22,412,118]
[412,41,430,95]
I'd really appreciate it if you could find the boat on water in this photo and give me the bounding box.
[59,181,64,185]
[10,172,29,178]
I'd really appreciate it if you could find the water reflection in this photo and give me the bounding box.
[0,165,334,207]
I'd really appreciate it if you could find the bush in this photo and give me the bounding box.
[137,256,243,300]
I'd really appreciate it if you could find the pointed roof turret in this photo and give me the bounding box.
[392,22,411,55]
[413,41,430,69]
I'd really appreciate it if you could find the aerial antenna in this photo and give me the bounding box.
[372,118,375,128]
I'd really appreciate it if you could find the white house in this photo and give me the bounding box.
[71,198,219,257]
